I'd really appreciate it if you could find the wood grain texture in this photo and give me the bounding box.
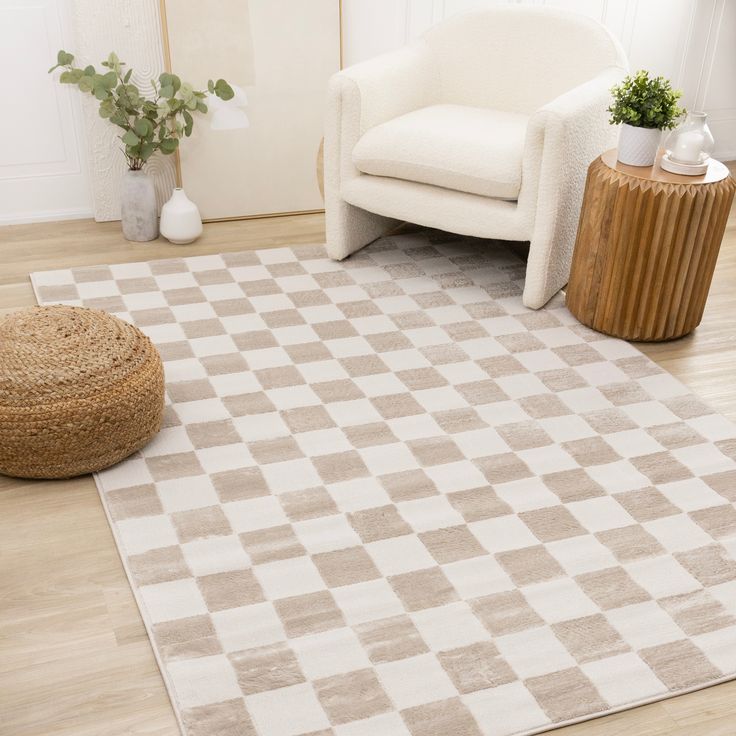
[567,153,735,341]
[599,148,731,186]
[0,191,735,735]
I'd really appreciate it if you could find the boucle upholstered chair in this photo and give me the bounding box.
[324,7,628,308]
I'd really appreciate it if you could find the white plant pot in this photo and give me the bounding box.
[121,170,158,242]
[617,124,662,167]
[160,188,203,245]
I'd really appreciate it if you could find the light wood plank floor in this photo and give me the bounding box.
[1,200,735,736]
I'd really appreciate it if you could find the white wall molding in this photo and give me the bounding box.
[691,0,720,110]
[0,0,93,225]
[621,0,640,57]
[0,206,93,227]
[675,1,698,88]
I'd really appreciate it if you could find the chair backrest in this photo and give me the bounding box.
[423,6,627,113]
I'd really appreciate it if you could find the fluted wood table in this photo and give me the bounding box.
[566,149,735,341]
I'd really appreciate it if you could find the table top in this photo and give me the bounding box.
[601,149,730,185]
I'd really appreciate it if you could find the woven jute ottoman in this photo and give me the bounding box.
[0,305,164,479]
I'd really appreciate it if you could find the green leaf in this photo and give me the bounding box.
[101,70,117,88]
[160,84,175,99]
[159,72,181,94]
[183,109,193,137]
[214,78,234,101]
[140,141,156,161]
[57,49,74,66]
[134,117,153,138]
[122,129,140,146]
[99,98,116,118]
[59,69,83,84]
[93,83,110,100]
[159,137,179,154]
[123,84,140,104]
[124,68,132,83]
[185,96,197,111]
[196,100,207,114]
[78,75,94,93]
[84,65,95,76]
[207,79,215,94]
[110,109,128,127]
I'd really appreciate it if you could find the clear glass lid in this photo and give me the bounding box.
[664,111,715,165]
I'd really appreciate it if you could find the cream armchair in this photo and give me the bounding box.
[324,7,627,308]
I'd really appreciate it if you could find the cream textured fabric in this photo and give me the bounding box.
[353,105,528,199]
[32,232,736,736]
[325,6,628,309]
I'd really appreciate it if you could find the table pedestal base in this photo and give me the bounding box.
[566,155,735,342]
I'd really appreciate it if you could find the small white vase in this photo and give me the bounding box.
[617,124,663,167]
[121,170,158,242]
[160,188,203,245]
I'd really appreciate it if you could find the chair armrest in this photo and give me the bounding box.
[519,67,626,308]
[330,43,437,135]
[325,42,437,200]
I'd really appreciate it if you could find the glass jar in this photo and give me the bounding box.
[664,111,714,165]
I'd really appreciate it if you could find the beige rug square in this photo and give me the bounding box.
[32,231,736,736]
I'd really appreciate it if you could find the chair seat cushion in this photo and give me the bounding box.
[352,104,528,200]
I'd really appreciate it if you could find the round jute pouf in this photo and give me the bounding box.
[0,305,164,479]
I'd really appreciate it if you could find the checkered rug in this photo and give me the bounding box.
[32,231,736,736]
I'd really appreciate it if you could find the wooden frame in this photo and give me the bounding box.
[158,0,343,222]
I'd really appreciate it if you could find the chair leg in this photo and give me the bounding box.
[522,232,573,310]
[325,195,398,261]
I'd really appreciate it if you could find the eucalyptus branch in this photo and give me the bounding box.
[49,50,234,170]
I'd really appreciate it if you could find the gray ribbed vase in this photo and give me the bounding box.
[121,170,158,242]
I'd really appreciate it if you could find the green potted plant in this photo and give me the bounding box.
[608,69,685,167]
[49,50,233,242]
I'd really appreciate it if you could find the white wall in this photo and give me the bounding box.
[1,0,734,225]
[680,0,736,160]
[343,0,736,159]
[0,0,92,225]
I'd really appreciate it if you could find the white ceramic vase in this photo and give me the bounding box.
[160,188,203,245]
[121,170,158,242]
[617,124,663,167]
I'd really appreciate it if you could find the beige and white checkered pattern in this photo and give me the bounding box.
[32,231,736,736]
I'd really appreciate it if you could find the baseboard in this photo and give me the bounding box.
[0,207,94,227]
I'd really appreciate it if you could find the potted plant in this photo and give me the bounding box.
[608,70,685,167]
[49,50,233,241]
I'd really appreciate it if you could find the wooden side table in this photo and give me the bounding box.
[566,149,735,341]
